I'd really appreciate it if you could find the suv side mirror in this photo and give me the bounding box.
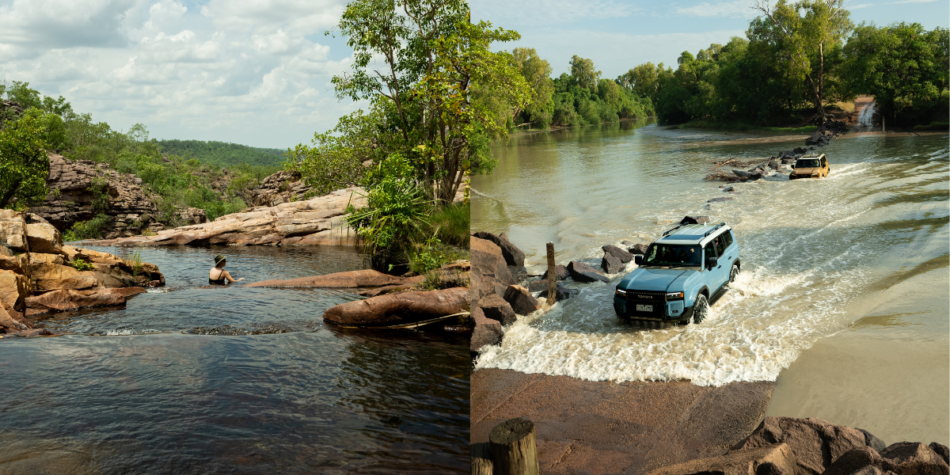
[707,256,718,268]
[634,255,644,265]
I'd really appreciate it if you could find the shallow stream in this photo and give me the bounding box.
[0,246,469,474]
[472,122,949,445]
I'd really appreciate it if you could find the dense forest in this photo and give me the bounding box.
[0,80,278,237]
[503,0,948,130]
[156,140,285,169]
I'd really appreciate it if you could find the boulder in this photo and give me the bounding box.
[24,288,145,314]
[0,212,29,251]
[0,255,24,274]
[681,216,710,225]
[602,245,633,263]
[628,243,649,255]
[601,253,623,274]
[471,231,525,267]
[823,443,949,475]
[0,269,30,310]
[25,222,63,254]
[508,265,528,283]
[648,443,797,475]
[246,269,421,288]
[540,265,569,281]
[0,299,29,333]
[471,237,515,302]
[526,280,549,293]
[708,197,734,203]
[731,417,870,474]
[859,429,887,453]
[322,287,469,327]
[931,443,950,465]
[538,283,579,302]
[478,294,518,326]
[470,307,503,353]
[567,261,609,283]
[503,285,540,315]
[28,262,98,292]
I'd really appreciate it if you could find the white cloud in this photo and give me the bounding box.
[675,0,757,18]
[0,0,359,148]
[472,0,636,25]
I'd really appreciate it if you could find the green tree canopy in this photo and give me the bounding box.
[0,112,50,209]
[570,55,601,90]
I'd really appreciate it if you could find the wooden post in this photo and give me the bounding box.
[490,417,540,475]
[882,116,886,134]
[471,442,493,475]
[546,242,556,305]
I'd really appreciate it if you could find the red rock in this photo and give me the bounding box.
[503,285,540,315]
[478,293,517,326]
[648,443,797,475]
[731,417,869,474]
[471,307,503,353]
[471,237,514,303]
[25,289,130,314]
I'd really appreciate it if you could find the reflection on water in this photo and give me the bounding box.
[0,246,469,474]
[472,123,948,443]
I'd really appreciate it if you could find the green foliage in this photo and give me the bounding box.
[408,235,446,275]
[429,201,470,248]
[68,258,94,271]
[0,111,50,209]
[129,250,143,276]
[286,110,380,196]
[570,55,601,90]
[64,213,110,241]
[843,23,949,125]
[156,139,285,168]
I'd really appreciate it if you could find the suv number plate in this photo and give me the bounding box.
[636,304,653,312]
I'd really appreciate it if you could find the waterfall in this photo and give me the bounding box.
[857,100,877,128]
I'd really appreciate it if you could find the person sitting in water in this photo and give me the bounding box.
[209,255,243,285]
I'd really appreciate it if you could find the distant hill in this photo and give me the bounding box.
[157,140,286,168]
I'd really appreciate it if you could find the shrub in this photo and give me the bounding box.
[68,258,94,271]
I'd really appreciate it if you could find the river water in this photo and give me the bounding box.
[472,122,949,445]
[0,246,469,474]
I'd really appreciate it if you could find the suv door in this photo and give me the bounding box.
[708,234,730,291]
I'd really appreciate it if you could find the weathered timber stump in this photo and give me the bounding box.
[546,243,556,306]
[471,442,493,475]
[489,417,540,475]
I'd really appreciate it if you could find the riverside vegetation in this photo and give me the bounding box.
[489,0,947,132]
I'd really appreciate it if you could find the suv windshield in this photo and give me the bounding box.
[643,244,702,267]
[796,159,821,168]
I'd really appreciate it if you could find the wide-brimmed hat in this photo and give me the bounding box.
[214,255,227,265]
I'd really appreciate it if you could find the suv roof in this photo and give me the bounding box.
[657,223,730,246]
[798,153,825,159]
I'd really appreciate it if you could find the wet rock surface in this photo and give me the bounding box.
[478,293,517,326]
[541,264,569,281]
[502,284,539,315]
[470,368,775,475]
[567,260,609,283]
[472,231,525,268]
[322,286,469,327]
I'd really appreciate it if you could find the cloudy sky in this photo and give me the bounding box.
[1,0,946,149]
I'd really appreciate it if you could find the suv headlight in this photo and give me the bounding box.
[666,292,684,300]
[616,288,626,296]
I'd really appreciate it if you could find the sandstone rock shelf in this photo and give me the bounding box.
[83,187,367,248]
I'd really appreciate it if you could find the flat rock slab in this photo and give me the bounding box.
[323,286,469,327]
[246,269,423,289]
[471,368,774,474]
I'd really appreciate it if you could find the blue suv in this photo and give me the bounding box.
[613,223,740,325]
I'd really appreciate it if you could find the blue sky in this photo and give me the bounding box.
[0,0,946,149]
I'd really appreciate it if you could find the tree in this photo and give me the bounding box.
[326,0,529,205]
[843,23,949,123]
[751,0,853,123]
[0,112,50,209]
[512,47,554,127]
[570,55,601,90]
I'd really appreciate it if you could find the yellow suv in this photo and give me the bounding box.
[790,154,830,180]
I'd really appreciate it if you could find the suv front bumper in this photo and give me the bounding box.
[613,294,694,322]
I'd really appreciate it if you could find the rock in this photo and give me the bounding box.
[471,237,515,303]
[732,169,752,179]
[628,243,649,255]
[681,216,710,225]
[859,429,887,453]
[931,443,950,465]
[806,133,831,147]
[246,269,422,288]
[322,287,469,327]
[722,186,736,192]
[0,269,30,311]
[0,211,29,251]
[526,280,549,293]
[708,197,734,203]
[6,328,53,337]
[478,293,518,326]
[24,288,145,314]
[503,285,540,315]
[648,443,797,475]
[602,245,633,263]
[793,146,808,154]
[538,283,579,302]
[470,307,503,353]
[824,442,950,475]
[601,253,623,274]
[471,231,525,267]
[244,170,313,207]
[0,299,29,333]
[176,207,207,226]
[731,417,871,474]
[567,261,609,283]
[540,265,569,281]
[508,265,528,283]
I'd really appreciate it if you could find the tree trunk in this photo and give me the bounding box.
[489,418,540,475]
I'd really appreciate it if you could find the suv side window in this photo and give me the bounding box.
[713,235,727,257]
[703,243,717,268]
[722,230,734,249]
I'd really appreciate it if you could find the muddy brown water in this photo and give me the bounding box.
[0,246,470,474]
[472,121,949,446]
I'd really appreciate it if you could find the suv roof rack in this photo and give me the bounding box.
[703,222,727,238]
[662,224,687,237]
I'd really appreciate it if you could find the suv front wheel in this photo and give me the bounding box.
[692,294,709,324]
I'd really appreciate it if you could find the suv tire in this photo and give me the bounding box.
[729,265,739,284]
[693,294,709,324]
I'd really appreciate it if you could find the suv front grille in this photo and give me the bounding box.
[626,290,666,317]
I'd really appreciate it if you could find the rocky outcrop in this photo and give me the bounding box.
[32,154,169,238]
[0,209,164,333]
[246,269,422,289]
[648,443,797,475]
[322,286,469,327]
[470,306,503,352]
[244,170,314,207]
[472,231,525,267]
[471,237,515,303]
[83,187,368,248]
